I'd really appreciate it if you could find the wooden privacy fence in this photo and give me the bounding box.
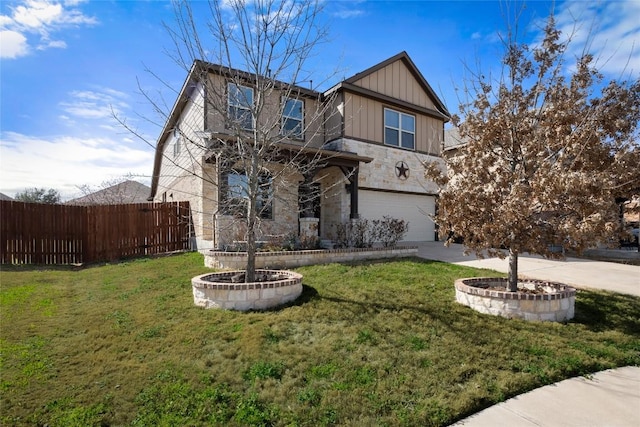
[0,201,192,265]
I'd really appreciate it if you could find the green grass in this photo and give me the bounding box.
[1,253,639,426]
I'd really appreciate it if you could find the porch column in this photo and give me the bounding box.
[299,171,317,218]
[299,217,320,241]
[299,170,320,240]
[343,166,360,220]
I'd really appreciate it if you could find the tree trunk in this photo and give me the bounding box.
[508,248,518,292]
[245,148,260,283]
[245,222,256,283]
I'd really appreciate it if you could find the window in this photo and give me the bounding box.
[384,108,415,150]
[228,83,254,130]
[173,129,181,158]
[282,97,303,139]
[222,170,273,219]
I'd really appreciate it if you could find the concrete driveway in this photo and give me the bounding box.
[414,242,640,297]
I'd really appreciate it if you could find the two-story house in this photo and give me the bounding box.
[148,51,449,249]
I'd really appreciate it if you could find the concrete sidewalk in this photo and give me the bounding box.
[415,242,640,296]
[450,367,640,427]
[412,242,640,426]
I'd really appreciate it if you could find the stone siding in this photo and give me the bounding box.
[192,269,303,311]
[340,139,442,194]
[455,278,576,322]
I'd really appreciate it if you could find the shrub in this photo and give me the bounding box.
[373,216,409,247]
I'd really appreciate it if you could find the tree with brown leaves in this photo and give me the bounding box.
[427,15,640,291]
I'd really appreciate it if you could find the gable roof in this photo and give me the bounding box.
[324,51,450,121]
[0,192,13,201]
[67,180,151,205]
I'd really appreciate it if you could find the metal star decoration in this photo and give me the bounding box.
[395,161,409,180]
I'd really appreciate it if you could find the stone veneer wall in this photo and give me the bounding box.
[455,278,576,322]
[340,139,442,195]
[213,167,302,249]
[204,246,418,269]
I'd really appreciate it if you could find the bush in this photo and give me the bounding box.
[263,233,320,252]
[373,216,409,247]
[335,219,374,248]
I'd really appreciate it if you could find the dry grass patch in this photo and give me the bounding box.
[1,254,639,426]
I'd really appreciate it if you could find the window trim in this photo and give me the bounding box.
[281,97,304,140]
[227,83,254,130]
[384,107,415,150]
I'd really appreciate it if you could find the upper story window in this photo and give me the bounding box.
[384,108,415,150]
[228,83,254,130]
[222,170,273,219]
[281,97,303,139]
[172,128,181,158]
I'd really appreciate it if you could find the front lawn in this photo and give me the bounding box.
[1,253,638,426]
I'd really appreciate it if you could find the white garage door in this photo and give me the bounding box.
[359,190,436,242]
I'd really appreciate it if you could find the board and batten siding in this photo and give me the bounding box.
[342,92,442,155]
[352,59,438,111]
[204,72,325,149]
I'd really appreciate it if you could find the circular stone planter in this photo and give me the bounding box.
[455,277,576,322]
[192,269,303,311]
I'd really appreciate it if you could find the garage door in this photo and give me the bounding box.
[359,190,436,242]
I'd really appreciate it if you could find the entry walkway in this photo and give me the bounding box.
[412,242,640,426]
[415,242,639,296]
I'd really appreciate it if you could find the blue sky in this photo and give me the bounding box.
[1,0,638,200]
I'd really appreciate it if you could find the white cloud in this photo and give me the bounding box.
[63,0,88,6]
[333,9,364,19]
[552,0,640,77]
[0,83,157,200]
[0,15,14,27]
[0,131,154,200]
[0,30,29,58]
[59,88,130,120]
[0,0,97,59]
[13,0,64,28]
[37,38,66,50]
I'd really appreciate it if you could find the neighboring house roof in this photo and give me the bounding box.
[443,127,467,152]
[0,192,13,201]
[67,180,151,205]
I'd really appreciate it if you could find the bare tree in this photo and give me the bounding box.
[118,0,341,282]
[426,13,640,291]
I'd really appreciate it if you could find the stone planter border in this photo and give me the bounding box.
[204,246,418,269]
[455,277,576,322]
[192,269,303,311]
